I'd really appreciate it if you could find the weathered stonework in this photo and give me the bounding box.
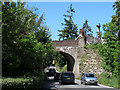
[52,36,103,77]
[53,36,84,77]
[79,49,104,75]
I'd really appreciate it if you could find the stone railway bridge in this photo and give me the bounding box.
[52,36,86,77]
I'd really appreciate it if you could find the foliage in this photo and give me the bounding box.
[80,54,87,65]
[82,20,93,36]
[34,13,52,44]
[79,54,87,75]
[98,72,119,88]
[1,2,56,88]
[58,4,78,40]
[85,42,119,77]
[2,71,46,89]
[84,43,120,88]
[2,2,35,76]
[59,65,67,73]
[84,1,120,78]
[2,1,60,78]
[111,0,120,77]
[101,0,120,76]
[84,43,101,51]
[54,51,65,67]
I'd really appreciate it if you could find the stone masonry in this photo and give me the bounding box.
[52,35,103,77]
[53,36,85,77]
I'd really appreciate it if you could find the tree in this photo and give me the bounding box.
[2,1,60,76]
[82,20,93,44]
[2,2,43,76]
[112,0,120,77]
[58,4,78,40]
[101,0,120,77]
[34,13,52,44]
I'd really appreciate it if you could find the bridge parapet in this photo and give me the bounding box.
[52,40,78,47]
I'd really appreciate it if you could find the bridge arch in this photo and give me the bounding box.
[59,51,75,71]
[53,38,85,77]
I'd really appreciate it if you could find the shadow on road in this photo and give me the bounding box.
[43,76,55,90]
[59,83,79,85]
[85,84,99,86]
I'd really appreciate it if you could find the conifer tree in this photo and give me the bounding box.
[58,4,78,40]
[82,20,93,44]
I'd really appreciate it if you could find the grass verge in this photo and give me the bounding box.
[97,72,120,89]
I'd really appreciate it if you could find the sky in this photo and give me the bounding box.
[26,2,115,40]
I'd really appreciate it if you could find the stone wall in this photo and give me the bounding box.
[79,49,104,76]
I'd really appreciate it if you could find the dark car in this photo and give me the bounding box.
[59,71,75,84]
[81,73,97,85]
[48,68,56,76]
[54,72,61,81]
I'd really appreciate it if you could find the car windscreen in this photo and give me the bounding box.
[49,69,55,72]
[86,74,94,77]
[62,73,74,76]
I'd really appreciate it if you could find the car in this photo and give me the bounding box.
[54,72,61,81]
[81,73,97,85]
[59,71,75,84]
[48,68,56,76]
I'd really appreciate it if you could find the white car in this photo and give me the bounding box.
[81,73,97,85]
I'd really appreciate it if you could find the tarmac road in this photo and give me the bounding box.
[44,76,117,90]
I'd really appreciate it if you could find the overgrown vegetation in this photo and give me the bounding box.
[79,54,87,74]
[2,1,62,88]
[83,1,120,88]
[2,72,46,89]
[84,42,119,88]
[98,72,119,88]
[84,43,120,88]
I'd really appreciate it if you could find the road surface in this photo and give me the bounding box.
[44,76,117,90]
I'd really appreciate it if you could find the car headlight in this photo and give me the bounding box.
[86,79,90,81]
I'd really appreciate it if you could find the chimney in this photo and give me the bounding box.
[79,29,84,36]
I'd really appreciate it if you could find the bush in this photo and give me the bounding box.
[2,71,46,89]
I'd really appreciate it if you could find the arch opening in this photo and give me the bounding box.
[59,51,75,71]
